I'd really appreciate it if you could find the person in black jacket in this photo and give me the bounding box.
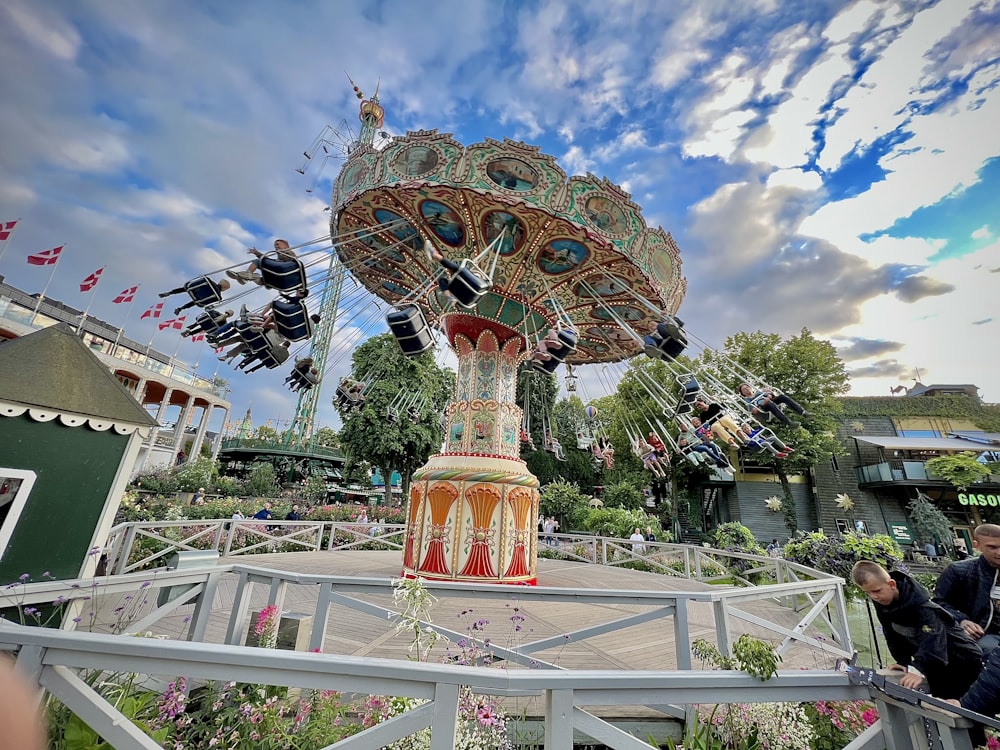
[852,561,982,697]
[934,523,1000,657]
[945,647,1000,715]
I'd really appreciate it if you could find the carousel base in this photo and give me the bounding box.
[401,453,540,585]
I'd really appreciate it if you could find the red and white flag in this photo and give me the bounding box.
[0,220,17,241]
[26,246,63,266]
[191,334,206,342]
[158,316,186,331]
[113,285,139,304]
[140,302,163,320]
[80,267,104,292]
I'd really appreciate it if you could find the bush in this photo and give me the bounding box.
[601,481,644,510]
[539,479,590,531]
[131,466,180,495]
[173,456,219,493]
[244,463,279,498]
[712,522,766,556]
[783,530,902,599]
[582,507,656,540]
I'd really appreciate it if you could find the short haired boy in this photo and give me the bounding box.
[851,560,982,697]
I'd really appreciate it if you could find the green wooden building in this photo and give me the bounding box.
[0,325,157,584]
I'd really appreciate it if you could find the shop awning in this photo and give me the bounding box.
[852,436,991,451]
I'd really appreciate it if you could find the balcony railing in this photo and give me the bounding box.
[856,458,1000,487]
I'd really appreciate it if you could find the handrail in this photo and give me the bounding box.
[0,622,969,750]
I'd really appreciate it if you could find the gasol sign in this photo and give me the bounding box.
[958,493,999,506]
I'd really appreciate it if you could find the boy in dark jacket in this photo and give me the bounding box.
[852,561,982,698]
[934,523,1000,657]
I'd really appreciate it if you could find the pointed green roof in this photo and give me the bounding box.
[0,324,157,426]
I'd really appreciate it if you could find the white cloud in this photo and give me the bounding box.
[972,225,992,240]
[3,1,82,61]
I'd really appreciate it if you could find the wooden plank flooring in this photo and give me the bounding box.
[103,550,839,674]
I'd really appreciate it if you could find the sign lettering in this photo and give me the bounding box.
[958,493,1000,506]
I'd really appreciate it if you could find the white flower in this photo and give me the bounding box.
[764,496,783,512]
[835,493,855,511]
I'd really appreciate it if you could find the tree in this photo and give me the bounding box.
[538,479,590,532]
[602,481,644,511]
[696,328,850,535]
[337,334,454,504]
[925,452,989,491]
[907,493,953,548]
[313,426,340,449]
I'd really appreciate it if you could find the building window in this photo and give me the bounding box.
[830,455,839,472]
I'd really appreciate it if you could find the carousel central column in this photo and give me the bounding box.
[402,316,539,584]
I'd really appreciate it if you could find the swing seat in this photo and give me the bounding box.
[643,331,686,361]
[192,307,227,335]
[676,375,701,414]
[234,320,269,354]
[446,259,491,308]
[259,253,308,297]
[387,304,433,356]
[655,315,686,344]
[183,276,224,308]
[288,367,319,392]
[271,298,314,342]
[531,330,578,374]
[335,385,364,409]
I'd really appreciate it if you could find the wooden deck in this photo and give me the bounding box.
[124,549,840,674]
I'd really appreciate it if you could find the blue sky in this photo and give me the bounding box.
[0,0,998,439]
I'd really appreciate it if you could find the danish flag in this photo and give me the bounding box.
[191,334,206,342]
[26,246,63,265]
[140,302,163,320]
[158,317,186,331]
[113,286,139,304]
[0,220,17,241]
[80,267,104,292]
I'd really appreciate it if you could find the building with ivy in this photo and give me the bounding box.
[812,385,1000,554]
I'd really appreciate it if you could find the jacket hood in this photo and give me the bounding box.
[882,570,930,614]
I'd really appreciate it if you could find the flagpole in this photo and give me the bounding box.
[170,328,185,375]
[30,245,65,327]
[76,266,106,335]
[144,324,159,368]
[0,217,21,265]
[112,291,140,356]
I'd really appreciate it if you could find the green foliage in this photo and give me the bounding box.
[302,474,328,504]
[582,507,656,539]
[692,634,781,681]
[783,530,903,600]
[312,426,339,448]
[696,329,850,526]
[712,522,765,556]
[924,452,989,491]
[337,333,454,497]
[131,466,180,495]
[538,479,590,530]
[172,456,218,493]
[907,493,954,546]
[838,394,1000,432]
[602,481,644,510]
[244,462,279,498]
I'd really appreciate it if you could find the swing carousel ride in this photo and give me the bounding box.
[330,88,686,584]
[155,82,694,585]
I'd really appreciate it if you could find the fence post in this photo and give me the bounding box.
[114,524,139,575]
[544,688,575,750]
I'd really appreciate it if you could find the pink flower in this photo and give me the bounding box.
[862,708,879,726]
